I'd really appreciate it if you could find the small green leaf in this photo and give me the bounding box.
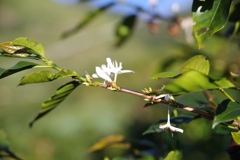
[12,37,45,57]
[152,72,179,79]
[164,150,182,160]
[18,70,53,85]
[29,80,81,127]
[18,69,79,86]
[192,0,233,48]
[213,100,240,128]
[231,132,240,144]
[115,15,136,46]
[181,55,210,75]
[62,3,114,38]
[161,71,235,95]
[0,61,40,79]
[143,115,196,135]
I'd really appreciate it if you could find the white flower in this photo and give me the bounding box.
[155,94,171,101]
[92,58,134,83]
[159,109,184,133]
[156,93,183,134]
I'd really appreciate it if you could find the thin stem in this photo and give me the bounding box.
[96,84,213,119]
[94,84,240,128]
[219,88,235,102]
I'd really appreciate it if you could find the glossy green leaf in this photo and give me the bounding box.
[181,55,210,75]
[143,115,196,135]
[12,37,45,57]
[161,71,235,95]
[0,61,40,79]
[18,69,78,86]
[29,80,81,127]
[192,0,233,48]
[231,132,240,144]
[213,100,240,128]
[164,150,182,160]
[115,15,136,46]
[62,3,114,38]
[152,72,179,79]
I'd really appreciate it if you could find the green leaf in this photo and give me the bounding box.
[18,69,79,86]
[62,3,114,38]
[0,61,40,79]
[161,71,235,95]
[231,132,240,144]
[152,72,179,79]
[164,150,182,160]
[213,100,240,128]
[12,37,45,57]
[143,115,196,135]
[29,80,81,127]
[192,0,233,48]
[115,15,136,47]
[181,55,210,75]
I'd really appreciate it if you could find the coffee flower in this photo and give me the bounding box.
[92,58,134,83]
[155,94,184,134]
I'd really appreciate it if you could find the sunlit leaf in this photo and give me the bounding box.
[232,132,240,144]
[88,135,131,153]
[0,61,40,79]
[115,15,136,47]
[181,55,210,75]
[161,71,235,95]
[213,99,240,128]
[143,115,196,135]
[192,0,233,48]
[152,72,179,79]
[164,150,182,160]
[18,69,78,86]
[12,37,45,57]
[62,3,114,38]
[29,80,81,127]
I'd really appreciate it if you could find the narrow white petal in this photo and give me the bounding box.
[155,94,169,99]
[92,73,99,78]
[120,70,135,74]
[169,126,184,133]
[106,58,114,70]
[119,62,123,70]
[96,67,112,82]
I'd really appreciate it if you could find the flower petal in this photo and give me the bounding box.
[92,73,99,78]
[120,70,135,74]
[96,67,112,82]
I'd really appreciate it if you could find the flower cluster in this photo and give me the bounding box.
[92,58,134,83]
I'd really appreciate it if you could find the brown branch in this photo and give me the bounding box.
[95,84,240,128]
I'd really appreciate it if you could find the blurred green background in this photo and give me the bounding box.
[0,0,240,160]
